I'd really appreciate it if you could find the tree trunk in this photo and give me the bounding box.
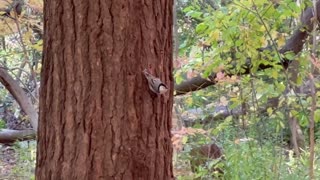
[36,0,174,179]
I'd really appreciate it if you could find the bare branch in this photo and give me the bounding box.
[0,67,38,131]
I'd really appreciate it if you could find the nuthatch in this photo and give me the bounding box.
[143,69,168,94]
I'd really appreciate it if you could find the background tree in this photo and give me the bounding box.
[172,0,320,179]
[36,0,174,179]
[0,0,43,141]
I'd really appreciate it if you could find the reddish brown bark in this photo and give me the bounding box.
[36,0,174,179]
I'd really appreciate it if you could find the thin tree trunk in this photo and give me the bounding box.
[0,67,38,130]
[36,0,174,179]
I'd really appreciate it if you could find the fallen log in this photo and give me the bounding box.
[0,129,36,144]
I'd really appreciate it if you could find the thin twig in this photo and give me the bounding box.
[308,73,316,180]
[308,0,318,179]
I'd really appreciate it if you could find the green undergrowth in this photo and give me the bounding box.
[175,129,320,180]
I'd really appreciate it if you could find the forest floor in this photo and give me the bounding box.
[0,145,17,179]
[0,142,35,180]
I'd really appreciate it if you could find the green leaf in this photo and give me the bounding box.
[182,136,188,144]
[283,52,295,60]
[314,109,320,123]
[183,6,194,13]
[196,23,208,34]
[186,11,203,19]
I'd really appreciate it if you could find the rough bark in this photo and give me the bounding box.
[36,0,174,180]
[0,67,38,130]
[175,1,320,95]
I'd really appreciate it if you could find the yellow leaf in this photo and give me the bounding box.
[260,37,267,46]
[210,30,220,41]
[277,35,285,47]
[182,136,188,144]
[272,70,278,79]
[220,96,228,106]
[267,107,273,116]
[185,97,193,106]
[271,31,278,39]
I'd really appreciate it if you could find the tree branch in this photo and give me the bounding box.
[0,67,38,131]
